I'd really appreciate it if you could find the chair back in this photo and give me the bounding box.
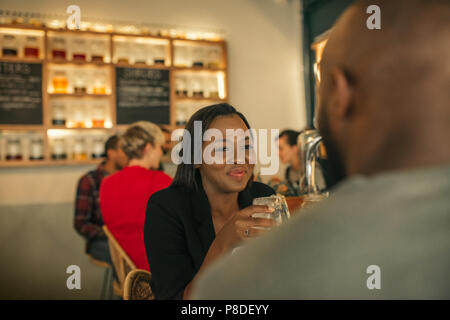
[124,269,154,300]
[103,225,137,297]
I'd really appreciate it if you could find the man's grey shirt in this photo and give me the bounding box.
[193,164,450,299]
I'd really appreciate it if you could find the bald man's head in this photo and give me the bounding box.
[317,0,450,181]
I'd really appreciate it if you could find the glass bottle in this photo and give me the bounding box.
[191,76,204,97]
[174,45,189,67]
[115,41,129,63]
[52,138,67,160]
[175,104,187,126]
[52,102,66,126]
[134,43,147,65]
[175,76,188,97]
[90,39,106,63]
[207,46,222,69]
[92,69,107,94]
[192,46,204,67]
[2,34,18,57]
[29,137,44,160]
[52,70,69,94]
[92,138,105,158]
[73,138,87,160]
[72,38,87,61]
[91,103,106,128]
[153,44,166,65]
[24,36,40,58]
[72,103,85,128]
[207,76,219,99]
[6,138,22,160]
[73,70,87,94]
[51,37,67,60]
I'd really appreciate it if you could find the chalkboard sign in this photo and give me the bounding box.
[0,62,43,124]
[116,67,170,124]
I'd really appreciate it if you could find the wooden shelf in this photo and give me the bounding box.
[0,23,228,167]
[47,93,111,98]
[0,159,103,168]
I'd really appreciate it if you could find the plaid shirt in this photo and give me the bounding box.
[74,162,108,248]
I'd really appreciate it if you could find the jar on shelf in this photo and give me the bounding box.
[72,103,86,128]
[90,39,106,63]
[92,138,105,158]
[92,69,108,94]
[91,103,106,128]
[24,36,40,58]
[6,137,22,160]
[73,70,87,94]
[29,137,44,160]
[192,46,205,67]
[207,46,222,69]
[73,138,88,160]
[134,43,147,65]
[175,105,188,126]
[206,76,219,99]
[115,41,129,64]
[174,45,189,67]
[52,102,66,126]
[51,70,69,94]
[2,34,18,57]
[191,76,204,97]
[52,138,67,160]
[175,76,188,97]
[152,44,166,65]
[72,38,87,61]
[50,37,67,60]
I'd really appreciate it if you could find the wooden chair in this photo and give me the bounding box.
[88,255,114,300]
[103,225,137,298]
[285,196,304,215]
[123,269,155,300]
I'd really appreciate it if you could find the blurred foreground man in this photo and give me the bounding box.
[193,0,450,299]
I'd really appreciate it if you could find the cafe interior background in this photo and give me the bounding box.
[0,0,353,299]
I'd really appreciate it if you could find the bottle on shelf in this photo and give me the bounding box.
[152,44,166,65]
[92,69,107,94]
[175,104,188,126]
[191,76,204,98]
[50,37,67,60]
[175,76,188,97]
[72,103,86,128]
[115,41,129,64]
[72,38,87,61]
[52,102,67,126]
[134,43,147,65]
[6,137,22,160]
[2,34,19,57]
[90,39,106,63]
[91,102,106,128]
[92,138,105,158]
[73,138,88,160]
[24,36,40,58]
[51,70,69,94]
[73,70,87,94]
[52,138,67,160]
[207,46,222,69]
[174,45,189,67]
[29,137,44,160]
[192,46,205,67]
[206,76,220,99]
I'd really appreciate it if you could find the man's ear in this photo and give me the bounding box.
[329,68,353,120]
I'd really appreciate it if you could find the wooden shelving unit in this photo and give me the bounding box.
[0,23,228,167]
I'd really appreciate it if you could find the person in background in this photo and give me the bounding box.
[270,129,326,196]
[74,135,128,264]
[144,103,276,300]
[100,121,172,271]
[192,0,450,299]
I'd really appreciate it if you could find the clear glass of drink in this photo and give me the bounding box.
[252,194,291,227]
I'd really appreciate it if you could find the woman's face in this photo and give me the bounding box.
[199,115,255,194]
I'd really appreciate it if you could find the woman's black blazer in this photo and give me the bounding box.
[144,178,275,299]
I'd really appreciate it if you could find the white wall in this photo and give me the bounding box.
[0,0,306,205]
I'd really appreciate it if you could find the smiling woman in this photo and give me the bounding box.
[143,103,276,300]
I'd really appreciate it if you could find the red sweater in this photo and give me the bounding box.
[100,166,172,271]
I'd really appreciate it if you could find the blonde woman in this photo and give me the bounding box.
[100,121,172,271]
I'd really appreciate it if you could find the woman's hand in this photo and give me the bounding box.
[214,205,277,252]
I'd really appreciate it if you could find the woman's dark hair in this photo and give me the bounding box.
[171,103,252,191]
[278,129,300,146]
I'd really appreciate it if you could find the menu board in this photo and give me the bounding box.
[0,62,43,124]
[115,67,170,124]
